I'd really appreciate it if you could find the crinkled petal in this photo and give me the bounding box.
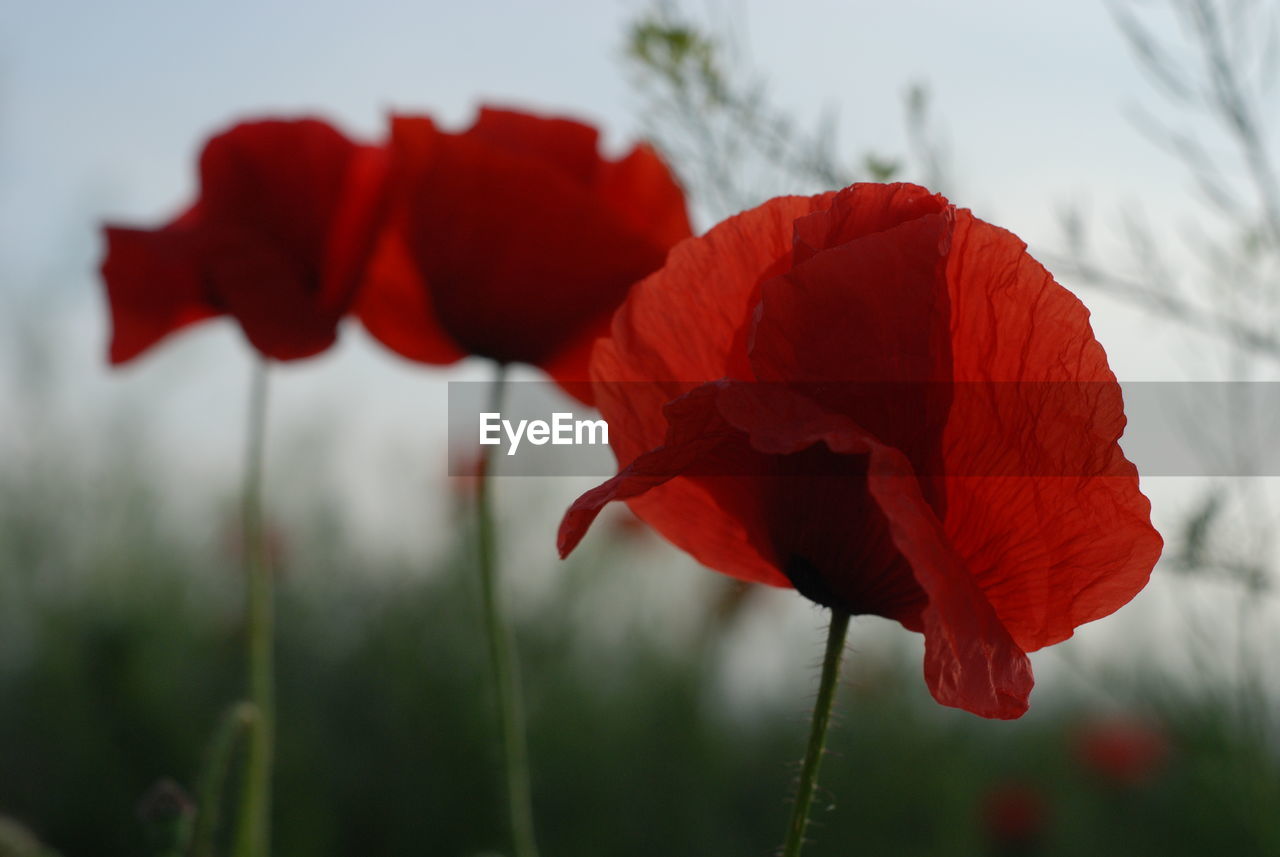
[750,207,954,507]
[586,195,838,586]
[598,194,836,414]
[863,454,1034,719]
[937,211,1162,650]
[790,182,948,266]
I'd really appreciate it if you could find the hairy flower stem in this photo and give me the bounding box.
[781,609,851,857]
[233,362,274,857]
[477,363,540,857]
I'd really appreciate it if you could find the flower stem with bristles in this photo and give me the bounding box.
[781,609,850,857]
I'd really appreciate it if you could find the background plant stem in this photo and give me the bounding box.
[782,609,850,857]
[476,363,540,857]
[233,361,273,857]
[191,702,256,857]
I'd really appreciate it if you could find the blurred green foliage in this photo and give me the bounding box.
[624,7,901,219]
[628,19,726,104]
[1,451,1278,857]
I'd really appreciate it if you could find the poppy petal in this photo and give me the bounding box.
[862,458,1034,719]
[197,230,340,360]
[469,106,602,187]
[353,117,463,364]
[750,208,954,502]
[595,194,840,469]
[937,211,1162,651]
[384,115,671,367]
[789,182,948,266]
[195,118,372,359]
[597,142,694,250]
[586,196,838,586]
[101,213,215,365]
[323,144,393,313]
[561,379,1034,717]
[558,384,733,557]
[559,383,785,585]
[199,118,357,292]
[355,217,467,365]
[535,313,610,405]
[710,382,1034,718]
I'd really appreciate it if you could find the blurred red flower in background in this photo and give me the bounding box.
[981,782,1048,853]
[101,118,388,363]
[355,107,691,395]
[1076,715,1169,786]
[558,182,1162,719]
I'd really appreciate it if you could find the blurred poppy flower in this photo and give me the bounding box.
[981,782,1048,854]
[1076,715,1169,785]
[558,182,1162,718]
[101,118,388,363]
[355,107,692,396]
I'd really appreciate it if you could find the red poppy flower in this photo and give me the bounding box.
[558,182,1162,719]
[101,118,388,363]
[1076,715,1169,785]
[354,107,692,393]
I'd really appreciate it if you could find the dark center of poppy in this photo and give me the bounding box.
[782,554,841,610]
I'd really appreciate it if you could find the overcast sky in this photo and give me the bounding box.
[2,0,1191,274]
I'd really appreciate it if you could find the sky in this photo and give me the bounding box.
[3,0,1271,694]
[2,0,1205,358]
[1,0,1193,263]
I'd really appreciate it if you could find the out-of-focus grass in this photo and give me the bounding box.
[1,442,1278,857]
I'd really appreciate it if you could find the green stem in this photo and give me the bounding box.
[233,361,273,857]
[190,702,257,857]
[476,363,540,857]
[781,610,850,857]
